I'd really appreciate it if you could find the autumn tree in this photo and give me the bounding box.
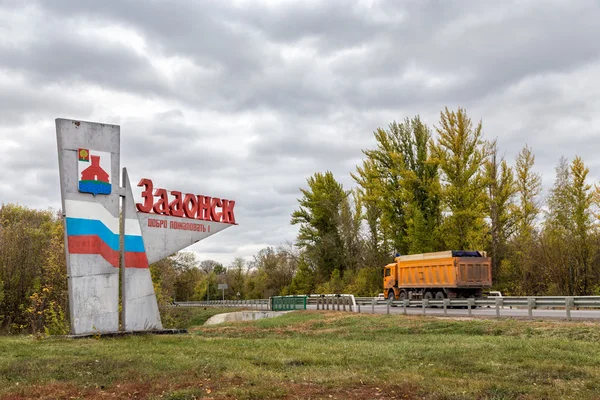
[247,245,298,298]
[172,252,202,301]
[287,254,316,295]
[291,171,348,284]
[484,140,517,280]
[226,257,247,299]
[431,107,490,250]
[353,116,441,257]
[149,256,178,306]
[503,145,543,294]
[337,189,364,272]
[396,117,442,254]
[353,124,408,255]
[199,259,224,274]
[352,158,391,270]
[0,204,66,334]
[541,156,596,295]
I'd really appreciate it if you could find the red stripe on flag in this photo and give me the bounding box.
[125,251,149,269]
[68,235,149,269]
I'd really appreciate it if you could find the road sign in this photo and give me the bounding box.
[218,284,228,290]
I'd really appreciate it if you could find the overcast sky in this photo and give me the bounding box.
[1,0,599,266]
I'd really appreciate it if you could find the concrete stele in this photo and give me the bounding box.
[56,119,121,335]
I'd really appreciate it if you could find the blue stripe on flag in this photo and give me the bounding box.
[66,218,145,252]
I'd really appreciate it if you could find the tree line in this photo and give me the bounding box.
[290,107,600,298]
[1,106,599,334]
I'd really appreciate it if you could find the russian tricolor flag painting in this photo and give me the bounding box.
[65,200,148,269]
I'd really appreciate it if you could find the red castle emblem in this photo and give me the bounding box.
[78,148,112,195]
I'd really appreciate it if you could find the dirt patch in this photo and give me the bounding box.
[0,375,422,400]
[279,382,422,400]
[0,374,229,400]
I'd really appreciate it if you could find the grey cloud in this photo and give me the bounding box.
[14,0,600,118]
[0,31,168,99]
[32,0,274,74]
[0,80,92,126]
[2,0,600,265]
[233,0,387,50]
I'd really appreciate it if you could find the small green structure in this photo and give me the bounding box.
[270,295,307,311]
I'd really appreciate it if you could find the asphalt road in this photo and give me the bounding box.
[306,304,600,320]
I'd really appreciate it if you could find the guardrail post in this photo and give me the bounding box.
[443,299,449,316]
[422,299,428,315]
[358,303,361,313]
[386,299,390,315]
[496,298,503,318]
[403,299,408,315]
[371,298,375,314]
[527,298,535,319]
[316,297,320,310]
[467,298,474,316]
[566,297,574,321]
[342,297,346,312]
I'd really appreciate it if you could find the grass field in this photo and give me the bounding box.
[1,308,600,400]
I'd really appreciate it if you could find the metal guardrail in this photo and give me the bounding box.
[172,299,269,310]
[347,296,600,321]
[309,294,358,312]
[173,296,600,321]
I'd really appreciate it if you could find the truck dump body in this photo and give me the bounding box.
[384,250,492,300]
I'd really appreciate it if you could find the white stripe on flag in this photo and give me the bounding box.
[65,199,142,236]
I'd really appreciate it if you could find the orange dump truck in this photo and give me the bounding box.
[383,250,492,301]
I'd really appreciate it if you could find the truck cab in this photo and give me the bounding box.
[383,263,398,300]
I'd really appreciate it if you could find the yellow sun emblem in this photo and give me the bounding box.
[79,149,88,158]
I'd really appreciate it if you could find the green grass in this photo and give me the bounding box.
[162,306,247,329]
[1,310,599,399]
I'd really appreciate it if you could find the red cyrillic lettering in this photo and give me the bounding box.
[169,191,184,217]
[210,198,222,222]
[197,196,211,220]
[153,188,169,215]
[183,194,198,219]
[136,178,153,213]
[221,200,236,224]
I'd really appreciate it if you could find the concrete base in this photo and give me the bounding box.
[204,310,292,325]
[65,328,187,339]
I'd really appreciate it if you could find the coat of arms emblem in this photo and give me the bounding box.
[77,148,111,195]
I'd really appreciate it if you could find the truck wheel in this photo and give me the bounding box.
[388,291,394,300]
[388,291,396,307]
[424,292,433,308]
[399,290,407,302]
[435,291,444,308]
